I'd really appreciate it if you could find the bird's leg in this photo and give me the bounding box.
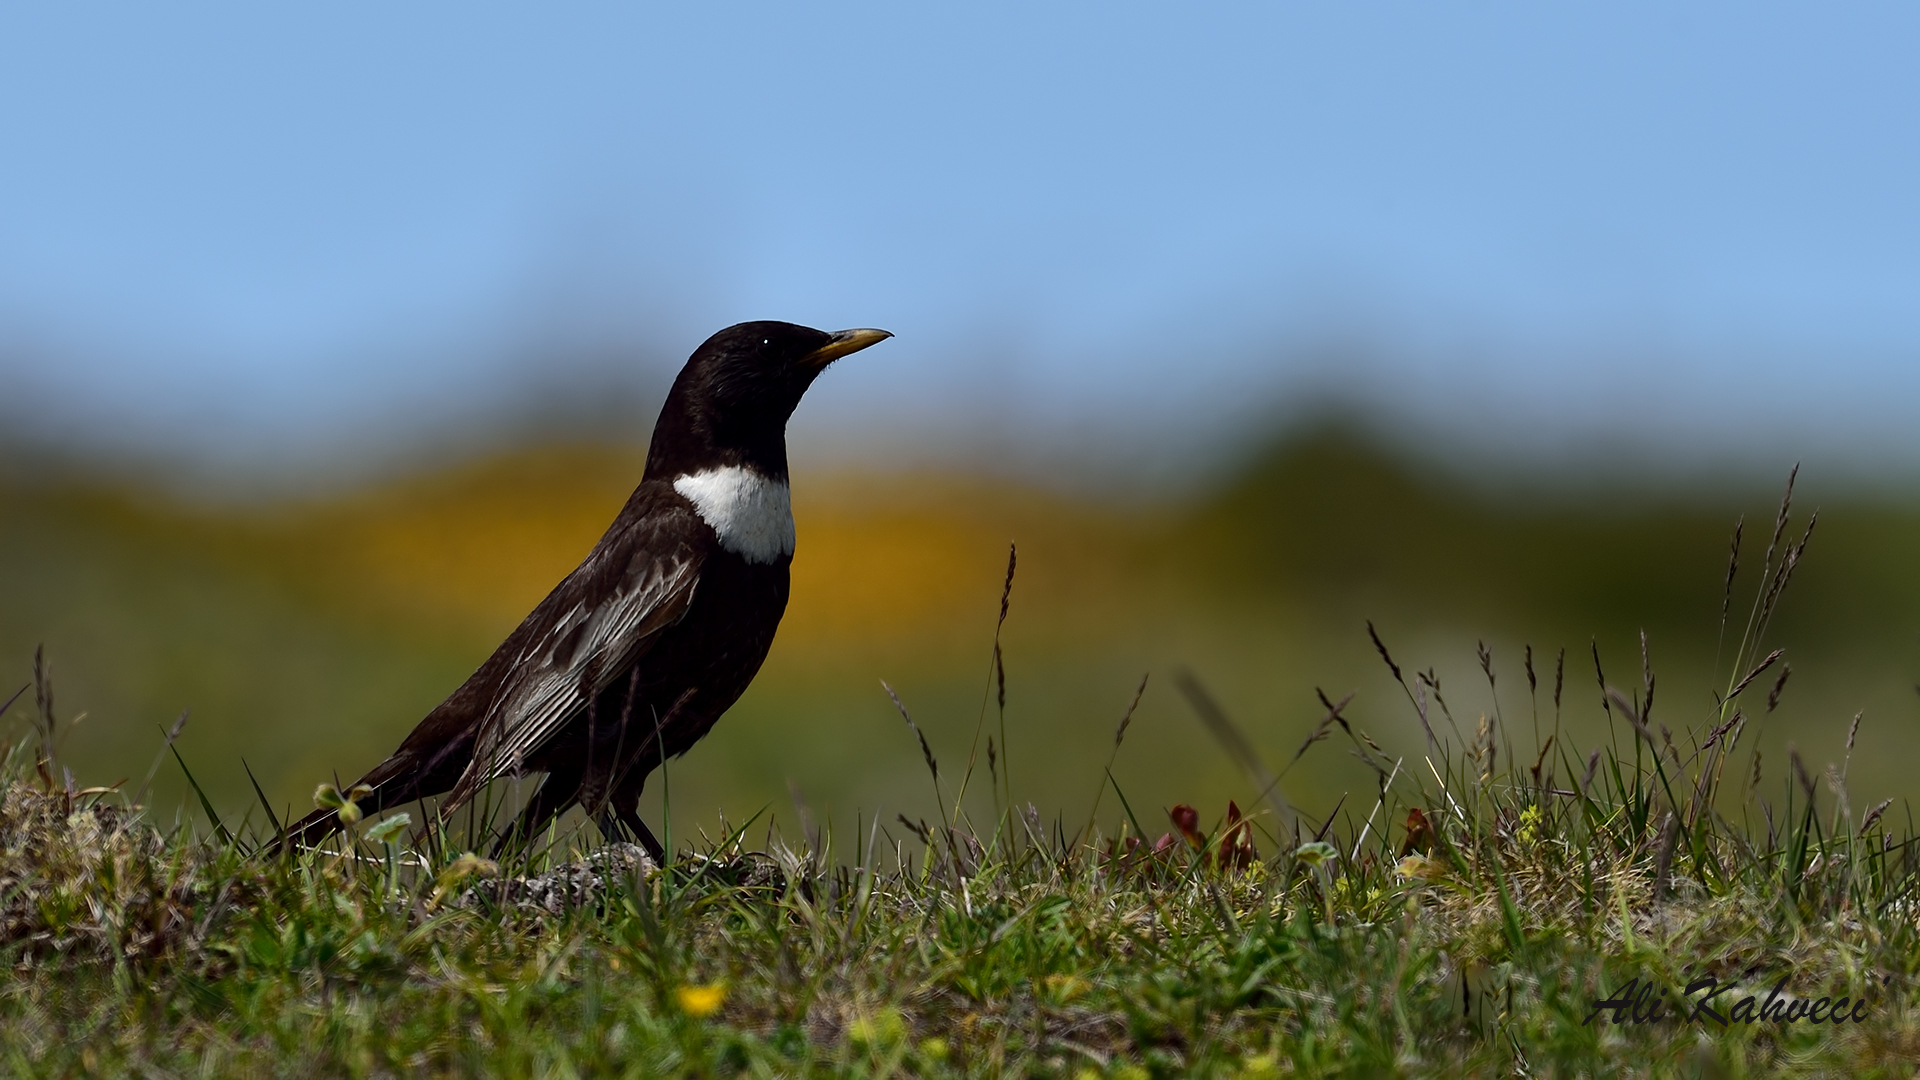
[593,806,622,844]
[614,803,666,866]
[591,803,668,860]
[602,764,666,865]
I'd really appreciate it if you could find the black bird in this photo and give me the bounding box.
[284,321,891,860]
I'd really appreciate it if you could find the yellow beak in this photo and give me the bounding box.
[801,327,892,369]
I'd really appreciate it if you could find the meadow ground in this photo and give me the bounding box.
[5,479,1920,1077]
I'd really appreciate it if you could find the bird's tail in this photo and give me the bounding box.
[272,716,482,853]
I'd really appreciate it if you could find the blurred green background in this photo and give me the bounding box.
[6,7,1920,853]
[7,429,1915,850]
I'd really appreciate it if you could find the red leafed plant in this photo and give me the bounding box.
[1107,801,1259,875]
[1216,800,1257,871]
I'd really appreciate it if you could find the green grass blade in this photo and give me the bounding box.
[168,742,238,850]
[241,758,283,838]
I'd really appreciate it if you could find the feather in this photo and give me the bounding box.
[441,506,703,812]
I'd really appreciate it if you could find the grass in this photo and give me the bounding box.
[5,473,1920,1075]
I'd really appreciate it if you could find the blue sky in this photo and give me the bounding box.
[2,4,1916,484]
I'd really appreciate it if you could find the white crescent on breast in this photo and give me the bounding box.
[672,466,795,564]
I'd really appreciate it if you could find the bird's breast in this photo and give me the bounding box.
[636,549,790,742]
[672,466,794,565]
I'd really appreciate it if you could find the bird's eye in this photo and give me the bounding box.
[761,338,770,347]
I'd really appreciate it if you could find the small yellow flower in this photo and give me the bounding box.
[1396,854,1449,881]
[675,981,727,1019]
[1518,804,1543,846]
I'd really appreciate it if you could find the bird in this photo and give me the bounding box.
[282,321,891,862]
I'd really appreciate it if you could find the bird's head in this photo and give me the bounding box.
[648,321,891,479]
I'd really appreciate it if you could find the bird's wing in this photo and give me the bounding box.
[443,509,704,810]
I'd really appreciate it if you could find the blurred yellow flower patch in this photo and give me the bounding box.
[675,981,727,1019]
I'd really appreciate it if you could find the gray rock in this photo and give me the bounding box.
[460,843,656,915]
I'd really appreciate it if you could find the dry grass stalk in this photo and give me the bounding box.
[1766,664,1792,713]
[1080,674,1149,844]
[1754,512,1816,641]
[1528,736,1554,790]
[1552,646,1565,713]
[951,541,1017,838]
[1651,812,1682,902]
[1843,710,1863,777]
[130,709,191,808]
[1789,745,1815,803]
[1700,710,1742,752]
[1369,621,1440,756]
[32,645,56,788]
[1283,689,1354,774]
[882,680,939,783]
[1367,620,1403,685]
[1727,648,1784,701]
[1719,515,1744,638]
[1603,687,1659,750]
[1861,798,1893,835]
[1590,640,1610,720]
